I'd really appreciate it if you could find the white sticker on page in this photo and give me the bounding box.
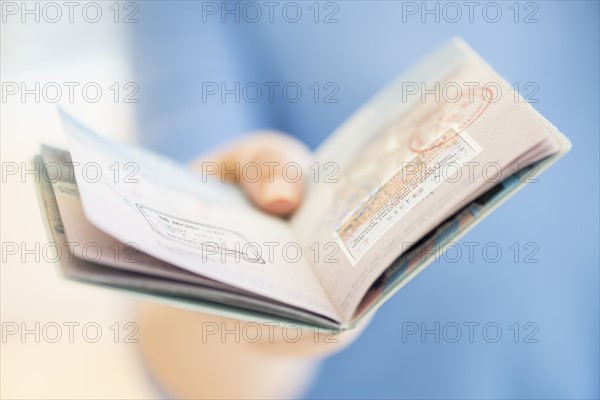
[334,129,482,265]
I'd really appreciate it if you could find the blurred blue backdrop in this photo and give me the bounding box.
[130,1,599,398]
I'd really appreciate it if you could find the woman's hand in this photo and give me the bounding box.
[137,130,368,399]
[191,130,312,217]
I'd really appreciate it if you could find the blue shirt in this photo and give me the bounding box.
[132,2,599,398]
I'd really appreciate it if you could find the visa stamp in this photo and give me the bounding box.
[335,128,482,265]
[137,204,265,264]
[409,86,492,153]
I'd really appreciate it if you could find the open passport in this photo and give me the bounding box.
[35,39,570,331]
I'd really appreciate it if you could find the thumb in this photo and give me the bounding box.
[192,131,311,217]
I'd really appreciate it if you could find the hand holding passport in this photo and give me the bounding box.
[35,39,571,331]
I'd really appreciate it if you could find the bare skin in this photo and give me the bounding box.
[137,131,366,399]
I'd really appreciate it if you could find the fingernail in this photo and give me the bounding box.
[260,179,299,216]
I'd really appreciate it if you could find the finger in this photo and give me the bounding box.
[192,131,311,217]
[232,132,311,217]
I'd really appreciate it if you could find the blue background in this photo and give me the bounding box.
[131,1,599,398]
